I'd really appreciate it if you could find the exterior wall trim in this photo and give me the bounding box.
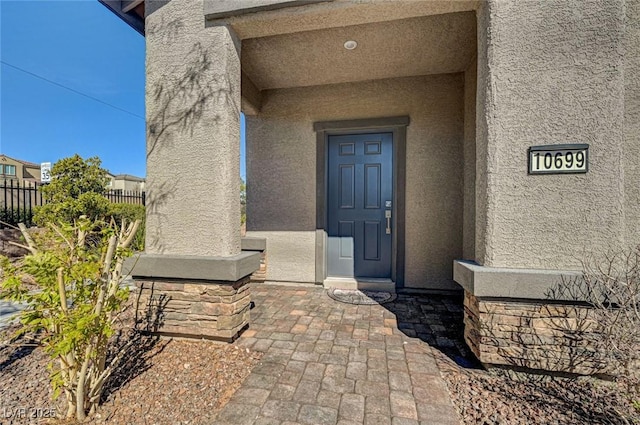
[314,116,409,286]
[125,252,261,282]
[205,0,332,21]
[241,237,267,251]
[313,116,410,132]
[98,0,144,35]
[453,260,582,301]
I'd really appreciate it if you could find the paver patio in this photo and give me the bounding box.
[217,284,470,425]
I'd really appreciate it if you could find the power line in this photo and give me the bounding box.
[1,60,144,120]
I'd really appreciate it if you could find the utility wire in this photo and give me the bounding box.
[1,60,144,120]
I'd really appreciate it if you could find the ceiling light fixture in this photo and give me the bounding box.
[343,40,358,50]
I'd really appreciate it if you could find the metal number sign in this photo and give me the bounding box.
[528,144,589,175]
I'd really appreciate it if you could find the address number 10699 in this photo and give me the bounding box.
[528,144,589,175]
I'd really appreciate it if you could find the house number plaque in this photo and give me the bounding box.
[528,144,589,175]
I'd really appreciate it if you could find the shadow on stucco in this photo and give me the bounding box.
[146,41,230,160]
[144,33,238,253]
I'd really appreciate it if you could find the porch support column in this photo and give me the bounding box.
[461,0,630,373]
[474,0,627,270]
[127,0,259,341]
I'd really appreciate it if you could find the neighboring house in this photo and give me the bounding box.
[0,155,42,219]
[0,154,41,183]
[102,0,640,373]
[106,172,145,192]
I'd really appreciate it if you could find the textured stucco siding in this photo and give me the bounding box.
[475,1,490,268]
[245,231,316,283]
[463,59,477,261]
[247,75,464,288]
[241,12,476,90]
[145,0,242,257]
[476,0,627,269]
[624,0,640,247]
[217,0,476,40]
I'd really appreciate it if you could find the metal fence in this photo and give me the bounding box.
[104,189,146,206]
[0,180,145,228]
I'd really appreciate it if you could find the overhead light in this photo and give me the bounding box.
[343,40,358,50]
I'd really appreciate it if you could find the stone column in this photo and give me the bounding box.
[127,0,259,341]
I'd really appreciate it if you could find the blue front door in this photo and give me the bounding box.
[327,133,393,279]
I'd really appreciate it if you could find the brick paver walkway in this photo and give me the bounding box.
[217,284,465,425]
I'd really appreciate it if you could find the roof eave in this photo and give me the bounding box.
[98,0,145,36]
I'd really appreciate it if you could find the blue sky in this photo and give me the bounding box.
[0,0,246,179]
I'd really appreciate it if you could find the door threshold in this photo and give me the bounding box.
[323,277,395,293]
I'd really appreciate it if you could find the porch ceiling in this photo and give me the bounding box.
[240,11,477,91]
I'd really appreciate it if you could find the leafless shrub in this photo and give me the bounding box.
[553,247,640,399]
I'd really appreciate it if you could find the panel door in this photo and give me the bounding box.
[327,133,393,278]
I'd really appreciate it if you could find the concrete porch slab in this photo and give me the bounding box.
[323,277,396,293]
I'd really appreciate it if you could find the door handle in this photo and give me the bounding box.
[385,210,392,234]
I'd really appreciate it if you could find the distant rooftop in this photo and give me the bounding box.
[112,173,145,182]
[0,154,40,168]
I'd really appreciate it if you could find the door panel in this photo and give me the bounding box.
[364,221,381,261]
[364,164,381,209]
[339,165,355,208]
[327,133,393,279]
[339,221,355,259]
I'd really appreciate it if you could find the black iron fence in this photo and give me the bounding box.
[104,189,146,206]
[0,180,145,228]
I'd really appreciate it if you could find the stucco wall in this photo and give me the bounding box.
[463,59,477,261]
[145,0,242,257]
[246,75,464,289]
[625,0,640,247]
[475,0,628,269]
[243,231,316,283]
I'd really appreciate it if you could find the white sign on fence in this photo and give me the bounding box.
[40,162,52,183]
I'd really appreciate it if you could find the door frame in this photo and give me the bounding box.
[313,116,409,288]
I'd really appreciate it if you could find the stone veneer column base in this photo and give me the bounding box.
[125,251,260,341]
[251,250,267,283]
[463,291,607,375]
[241,238,267,283]
[133,276,251,342]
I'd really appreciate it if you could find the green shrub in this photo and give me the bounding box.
[241,179,246,226]
[0,208,34,227]
[41,155,108,202]
[107,203,145,251]
[0,217,141,421]
[33,155,110,226]
[34,192,110,226]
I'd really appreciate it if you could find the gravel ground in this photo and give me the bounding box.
[1,281,639,424]
[0,327,56,424]
[0,324,262,425]
[434,349,640,425]
[3,328,638,425]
